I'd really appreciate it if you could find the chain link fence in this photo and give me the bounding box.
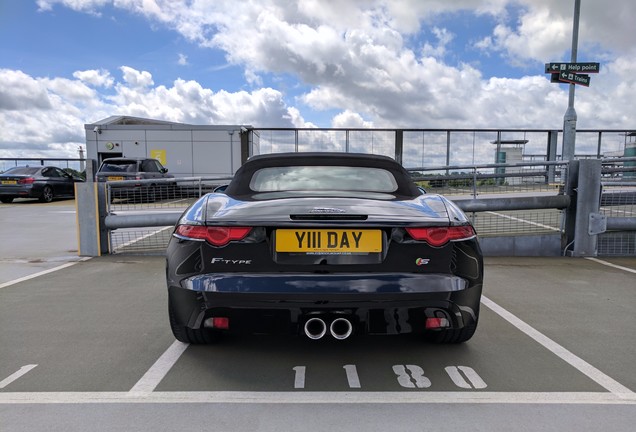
[409,161,567,238]
[598,161,636,255]
[106,177,230,253]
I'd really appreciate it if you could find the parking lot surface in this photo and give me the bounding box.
[1,200,635,431]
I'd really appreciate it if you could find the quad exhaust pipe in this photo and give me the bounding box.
[303,315,353,340]
[303,317,327,340]
[329,317,353,340]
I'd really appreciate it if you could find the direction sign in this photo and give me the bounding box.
[554,71,590,87]
[544,62,600,74]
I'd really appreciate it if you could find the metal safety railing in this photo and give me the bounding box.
[103,176,231,254]
[596,162,636,255]
[74,158,636,257]
[407,161,569,238]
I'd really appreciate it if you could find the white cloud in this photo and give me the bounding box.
[421,27,454,58]
[36,0,110,13]
[120,66,154,88]
[0,69,52,111]
[488,8,570,65]
[0,67,306,158]
[332,110,374,128]
[177,53,188,66]
[4,0,636,161]
[73,69,114,88]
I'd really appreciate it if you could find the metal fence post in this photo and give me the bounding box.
[572,159,602,257]
[562,160,579,254]
[547,130,558,183]
[395,130,403,165]
[97,182,109,254]
[76,158,108,256]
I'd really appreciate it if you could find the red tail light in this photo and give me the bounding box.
[405,226,475,247]
[18,177,35,184]
[175,225,252,246]
[425,317,450,329]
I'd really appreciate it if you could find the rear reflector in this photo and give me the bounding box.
[425,317,450,329]
[175,225,252,246]
[204,317,230,329]
[405,225,475,247]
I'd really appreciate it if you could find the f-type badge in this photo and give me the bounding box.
[310,207,346,214]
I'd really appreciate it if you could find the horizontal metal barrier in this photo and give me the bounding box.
[80,158,635,256]
[104,213,180,229]
[454,195,570,213]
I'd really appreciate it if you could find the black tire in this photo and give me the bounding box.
[39,186,54,203]
[168,294,218,344]
[424,311,479,344]
[0,197,14,203]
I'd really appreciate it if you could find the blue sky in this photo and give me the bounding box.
[1,2,238,90]
[1,2,524,90]
[0,0,634,159]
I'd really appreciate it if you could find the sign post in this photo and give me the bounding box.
[562,0,581,162]
[556,71,591,87]
[545,62,600,74]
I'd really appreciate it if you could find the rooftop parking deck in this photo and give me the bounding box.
[1,199,635,431]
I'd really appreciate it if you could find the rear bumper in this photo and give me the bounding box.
[0,185,38,198]
[169,272,482,335]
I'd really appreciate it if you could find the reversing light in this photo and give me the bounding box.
[405,226,475,247]
[175,225,252,246]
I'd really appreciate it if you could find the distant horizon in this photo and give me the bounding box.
[2,123,634,176]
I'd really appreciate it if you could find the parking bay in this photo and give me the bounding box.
[1,255,635,399]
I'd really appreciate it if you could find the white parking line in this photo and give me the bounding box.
[600,207,636,216]
[0,391,635,405]
[584,257,636,274]
[485,211,561,232]
[0,365,38,389]
[481,295,634,396]
[0,258,91,290]
[113,226,172,252]
[129,341,189,394]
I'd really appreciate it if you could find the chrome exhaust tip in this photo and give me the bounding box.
[304,317,327,340]
[330,317,353,340]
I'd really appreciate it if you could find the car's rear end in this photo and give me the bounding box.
[97,158,174,202]
[96,159,139,198]
[166,153,483,344]
[0,167,44,202]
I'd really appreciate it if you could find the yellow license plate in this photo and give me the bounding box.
[107,176,124,181]
[276,229,381,254]
[1,180,17,185]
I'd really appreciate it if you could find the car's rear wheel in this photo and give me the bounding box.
[39,186,54,203]
[168,294,219,344]
[0,197,14,203]
[424,310,479,344]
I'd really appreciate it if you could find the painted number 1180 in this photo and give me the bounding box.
[293,364,487,389]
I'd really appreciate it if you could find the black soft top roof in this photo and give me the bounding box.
[224,152,420,198]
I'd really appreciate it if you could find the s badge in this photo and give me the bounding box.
[415,258,430,266]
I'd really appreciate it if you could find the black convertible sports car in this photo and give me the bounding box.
[166,153,483,344]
